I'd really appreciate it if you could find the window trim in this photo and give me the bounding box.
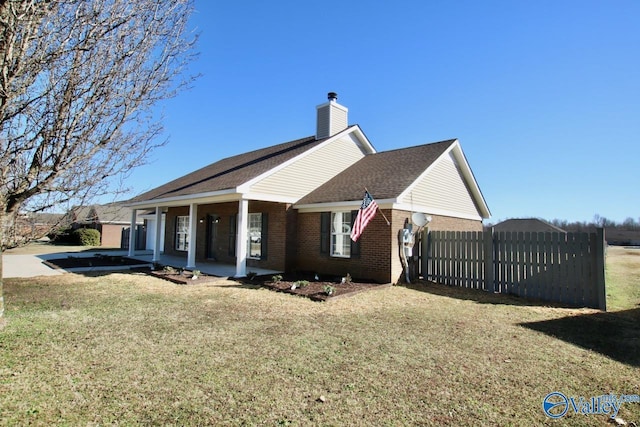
[330,211,352,258]
[175,215,189,252]
[247,212,263,260]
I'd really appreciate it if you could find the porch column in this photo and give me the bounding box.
[128,208,137,256]
[152,206,163,262]
[187,203,198,269]
[235,198,248,277]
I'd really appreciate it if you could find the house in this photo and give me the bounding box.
[125,93,490,283]
[2,212,64,248]
[67,203,144,248]
[492,218,566,234]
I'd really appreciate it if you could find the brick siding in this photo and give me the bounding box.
[165,204,481,283]
[165,202,291,271]
[297,209,482,284]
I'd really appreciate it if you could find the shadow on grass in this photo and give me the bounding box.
[519,308,640,367]
[405,280,569,308]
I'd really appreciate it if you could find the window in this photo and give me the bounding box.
[175,216,189,251]
[331,211,352,257]
[248,213,262,259]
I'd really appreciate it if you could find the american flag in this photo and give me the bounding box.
[350,191,378,242]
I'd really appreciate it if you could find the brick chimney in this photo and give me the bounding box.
[316,92,348,140]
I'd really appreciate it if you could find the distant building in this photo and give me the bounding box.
[67,203,144,248]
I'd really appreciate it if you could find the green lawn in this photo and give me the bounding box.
[1,248,639,426]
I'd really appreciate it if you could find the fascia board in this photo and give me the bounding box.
[125,189,239,209]
[243,192,298,204]
[397,140,458,201]
[397,140,491,219]
[295,198,396,213]
[391,202,483,221]
[448,143,491,218]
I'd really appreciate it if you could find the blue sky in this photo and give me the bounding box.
[124,0,639,224]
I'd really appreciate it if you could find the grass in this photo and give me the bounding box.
[606,246,640,311]
[0,249,639,425]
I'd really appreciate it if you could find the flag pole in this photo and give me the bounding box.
[364,187,390,226]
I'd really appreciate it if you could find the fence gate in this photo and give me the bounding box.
[421,229,606,310]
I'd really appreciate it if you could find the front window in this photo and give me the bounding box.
[331,211,352,257]
[175,216,189,251]
[248,213,262,259]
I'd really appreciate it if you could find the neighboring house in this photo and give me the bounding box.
[125,93,490,283]
[68,203,144,248]
[2,212,64,248]
[492,218,567,234]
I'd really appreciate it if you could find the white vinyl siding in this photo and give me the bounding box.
[403,152,480,217]
[316,102,348,139]
[250,134,365,199]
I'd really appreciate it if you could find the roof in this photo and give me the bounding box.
[296,139,457,204]
[493,218,566,233]
[129,135,329,203]
[70,203,140,225]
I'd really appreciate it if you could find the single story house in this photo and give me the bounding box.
[492,218,566,234]
[67,203,144,248]
[125,93,490,283]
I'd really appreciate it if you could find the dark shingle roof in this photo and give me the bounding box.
[69,203,138,224]
[130,135,328,202]
[297,139,456,204]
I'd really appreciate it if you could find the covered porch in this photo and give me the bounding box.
[128,251,281,278]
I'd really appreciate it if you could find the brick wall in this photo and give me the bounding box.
[100,224,125,247]
[296,210,393,283]
[164,203,482,282]
[427,215,483,232]
[165,202,290,271]
[297,209,483,284]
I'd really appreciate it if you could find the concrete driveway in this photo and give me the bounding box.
[2,243,280,279]
[3,253,65,278]
[2,248,142,278]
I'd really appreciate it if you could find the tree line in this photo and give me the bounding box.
[549,215,640,232]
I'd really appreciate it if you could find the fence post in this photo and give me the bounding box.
[483,229,495,292]
[595,227,606,311]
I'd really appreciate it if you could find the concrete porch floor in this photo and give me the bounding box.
[127,251,282,278]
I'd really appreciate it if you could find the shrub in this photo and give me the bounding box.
[48,227,74,244]
[294,280,309,288]
[73,228,101,246]
[323,285,335,296]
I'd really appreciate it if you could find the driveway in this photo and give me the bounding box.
[2,253,66,278]
[2,243,280,279]
[2,243,143,278]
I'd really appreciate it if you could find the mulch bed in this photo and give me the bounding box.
[240,274,392,302]
[45,255,392,301]
[44,255,150,269]
[144,269,223,285]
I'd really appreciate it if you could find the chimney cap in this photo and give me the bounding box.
[327,92,338,101]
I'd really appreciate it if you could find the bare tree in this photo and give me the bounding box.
[0,0,198,327]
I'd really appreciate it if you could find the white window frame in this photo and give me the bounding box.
[175,215,189,251]
[331,211,352,258]
[247,212,262,259]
